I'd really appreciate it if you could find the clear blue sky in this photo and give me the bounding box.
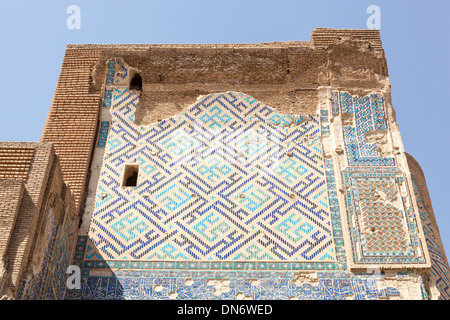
[1,0,449,257]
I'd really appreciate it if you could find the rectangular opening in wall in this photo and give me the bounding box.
[122,165,139,187]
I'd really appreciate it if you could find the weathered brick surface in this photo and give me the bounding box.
[41,48,102,212]
[0,143,36,181]
[16,152,80,300]
[4,143,54,289]
[0,180,24,261]
[88,37,386,124]
[26,155,64,267]
[311,28,383,50]
[0,142,40,271]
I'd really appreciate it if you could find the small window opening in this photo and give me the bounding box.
[122,165,139,187]
[130,73,142,91]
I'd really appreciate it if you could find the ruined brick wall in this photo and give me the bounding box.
[84,29,387,125]
[17,155,79,300]
[4,143,55,294]
[0,142,78,299]
[0,179,24,294]
[0,142,49,295]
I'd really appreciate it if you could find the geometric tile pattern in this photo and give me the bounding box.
[73,236,341,271]
[328,90,430,270]
[332,91,395,167]
[66,62,436,300]
[103,89,113,108]
[87,89,337,263]
[412,174,450,299]
[105,61,115,85]
[341,168,427,265]
[64,270,416,300]
[324,159,346,269]
[356,178,410,254]
[319,99,347,269]
[320,110,330,135]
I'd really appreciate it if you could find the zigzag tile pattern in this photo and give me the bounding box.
[87,89,336,262]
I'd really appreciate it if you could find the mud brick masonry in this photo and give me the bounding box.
[0,28,449,300]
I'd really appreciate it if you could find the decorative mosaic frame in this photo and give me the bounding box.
[103,89,113,108]
[331,91,395,167]
[328,89,431,270]
[97,121,110,148]
[341,168,427,265]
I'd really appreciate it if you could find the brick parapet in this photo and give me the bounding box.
[311,28,383,51]
[0,142,37,181]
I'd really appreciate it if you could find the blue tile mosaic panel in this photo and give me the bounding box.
[62,61,441,300]
[64,270,417,300]
[97,121,110,148]
[331,91,395,167]
[320,109,329,134]
[341,168,427,265]
[327,90,432,271]
[72,236,343,271]
[103,89,113,108]
[319,100,346,269]
[87,88,337,264]
[105,61,115,85]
